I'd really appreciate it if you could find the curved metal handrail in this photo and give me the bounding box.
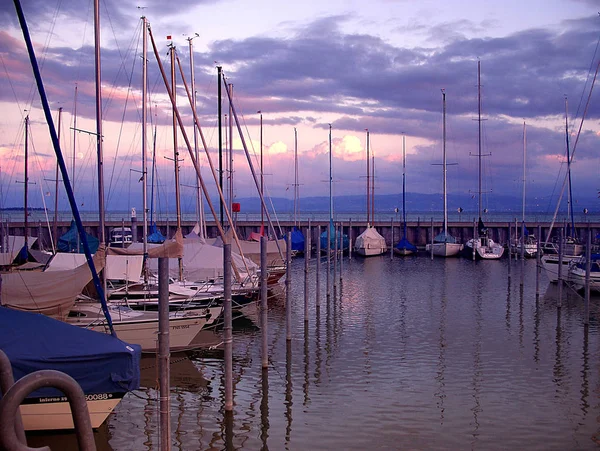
[0,369,97,451]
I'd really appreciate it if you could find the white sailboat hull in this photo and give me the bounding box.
[426,242,464,257]
[20,394,123,431]
[568,264,600,292]
[355,246,387,257]
[67,303,211,352]
[464,238,504,260]
[541,254,580,283]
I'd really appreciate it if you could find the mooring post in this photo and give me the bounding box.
[558,228,564,309]
[304,227,309,324]
[316,225,321,309]
[585,226,591,325]
[472,219,476,261]
[430,217,434,260]
[307,219,311,260]
[326,223,331,301]
[158,257,171,449]
[333,223,338,297]
[536,225,541,300]
[261,236,269,368]
[520,221,525,288]
[508,222,512,279]
[349,218,353,260]
[390,218,394,260]
[340,222,344,282]
[286,231,292,341]
[223,243,233,411]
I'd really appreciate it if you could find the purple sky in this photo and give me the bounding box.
[0,0,599,216]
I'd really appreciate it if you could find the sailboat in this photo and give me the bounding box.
[462,61,504,260]
[426,90,463,257]
[512,121,538,258]
[355,129,386,257]
[394,133,417,256]
[541,97,584,281]
[320,125,349,253]
[290,127,305,255]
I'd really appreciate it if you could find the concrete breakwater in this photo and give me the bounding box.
[3,218,599,250]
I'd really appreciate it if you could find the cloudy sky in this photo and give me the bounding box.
[0,0,599,217]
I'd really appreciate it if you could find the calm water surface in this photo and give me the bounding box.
[32,256,600,450]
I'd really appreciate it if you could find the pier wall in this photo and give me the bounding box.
[3,218,599,251]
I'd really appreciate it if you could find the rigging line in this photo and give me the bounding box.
[100,3,141,115]
[545,52,600,243]
[0,53,23,113]
[573,24,600,129]
[2,120,26,209]
[106,24,142,206]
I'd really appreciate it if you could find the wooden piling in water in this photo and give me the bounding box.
[472,219,476,261]
[585,227,591,325]
[261,236,268,368]
[390,218,394,260]
[304,227,309,324]
[536,225,541,300]
[326,224,331,301]
[558,229,563,309]
[430,217,434,260]
[286,232,292,341]
[316,225,321,309]
[158,257,171,448]
[520,221,525,288]
[223,244,233,411]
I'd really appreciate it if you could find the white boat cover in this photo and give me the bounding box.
[354,226,386,250]
[47,250,145,283]
[210,229,286,267]
[145,230,258,283]
[0,246,106,321]
[0,236,39,265]
[107,229,184,259]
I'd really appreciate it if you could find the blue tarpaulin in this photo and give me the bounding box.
[58,219,99,254]
[290,226,305,252]
[147,222,166,244]
[0,306,140,398]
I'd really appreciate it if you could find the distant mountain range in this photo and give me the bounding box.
[3,192,596,215]
[228,192,598,215]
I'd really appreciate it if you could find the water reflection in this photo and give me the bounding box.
[260,367,269,450]
[287,339,294,442]
[32,256,600,450]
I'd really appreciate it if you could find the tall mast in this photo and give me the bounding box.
[228,83,234,222]
[442,89,448,236]
[371,142,375,223]
[259,111,264,233]
[402,133,407,238]
[24,115,29,247]
[141,17,148,258]
[329,124,333,228]
[217,66,223,227]
[188,34,201,229]
[564,96,575,236]
[294,127,298,226]
[94,0,105,245]
[170,41,183,281]
[477,60,482,222]
[72,85,77,191]
[365,128,370,225]
[522,121,526,223]
[53,107,62,247]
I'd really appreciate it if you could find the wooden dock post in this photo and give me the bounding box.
[261,236,269,368]
[316,225,321,309]
[223,244,233,411]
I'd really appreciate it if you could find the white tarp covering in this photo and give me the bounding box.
[146,231,258,283]
[0,246,105,321]
[1,236,38,260]
[354,226,386,250]
[47,252,144,282]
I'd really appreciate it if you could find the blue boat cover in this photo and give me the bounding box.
[395,237,417,253]
[147,222,166,244]
[58,219,99,254]
[291,226,305,252]
[319,227,349,251]
[0,307,140,398]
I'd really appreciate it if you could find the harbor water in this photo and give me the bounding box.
[29,255,600,450]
